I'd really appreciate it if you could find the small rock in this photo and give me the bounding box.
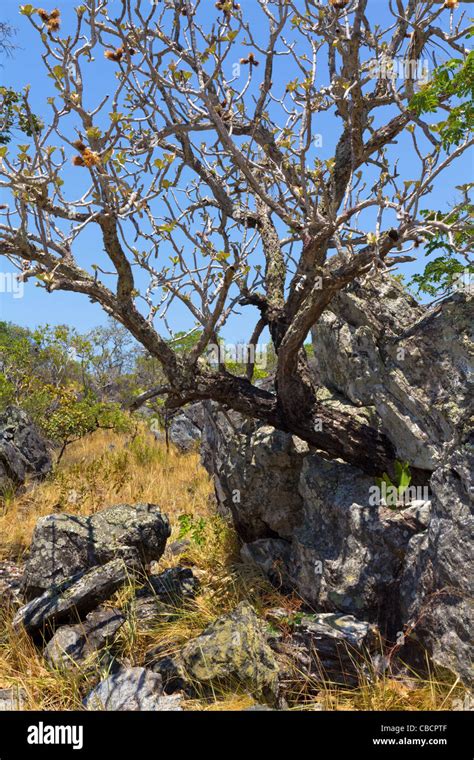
[141,567,197,603]
[129,567,197,630]
[0,687,27,710]
[14,559,129,634]
[452,694,473,711]
[83,667,182,711]
[44,607,126,669]
[146,653,187,694]
[0,561,23,607]
[166,539,192,557]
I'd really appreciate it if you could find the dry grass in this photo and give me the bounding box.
[0,427,213,562]
[0,429,470,711]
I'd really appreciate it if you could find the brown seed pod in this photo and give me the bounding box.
[240,53,259,66]
[330,0,349,8]
[444,0,459,8]
[72,155,86,167]
[47,17,61,32]
[73,139,87,153]
[38,9,50,22]
[81,148,101,168]
[105,49,123,62]
[49,8,60,18]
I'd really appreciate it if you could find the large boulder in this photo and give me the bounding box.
[83,667,182,711]
[199,279,473,684]
[400,440,474,686]
[311,279,472,470]
[21,502,171,599]
[201,404,307,542]
[286,455,430,631]
[14,559,129,634]
[203,407,429,634]
[0,406,51,491]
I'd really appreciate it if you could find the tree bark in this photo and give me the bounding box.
[159,364,398,477]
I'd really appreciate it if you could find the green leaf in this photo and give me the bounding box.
[396,461,412,497]
[86,126,102,140]
[52,65,65,80]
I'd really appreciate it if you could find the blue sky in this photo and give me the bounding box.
[0,0,472,342]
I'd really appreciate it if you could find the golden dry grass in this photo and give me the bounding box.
[0,427,213,562]
[0,429,469,711]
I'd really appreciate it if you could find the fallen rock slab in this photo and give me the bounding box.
[44,607,126,669]
[21,503,171,599]
[272,612,379,687]
[14,559,129,634]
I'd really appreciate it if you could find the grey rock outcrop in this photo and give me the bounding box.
[201,406,307,542]
[14,559,129,634]
[0,406,51,491]
[311,279,473,470]
[287,455,429,629]
[44,607,126,669]
[83,667,182,711]
[204,407,429,632]
[169,404,203,452]
[22,502,171,599]
[199,278,473,685]
[400,440,474,686]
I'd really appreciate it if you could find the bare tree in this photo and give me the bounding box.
[0,0,472,475]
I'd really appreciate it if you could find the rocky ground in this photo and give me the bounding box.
[0,422,471,711]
